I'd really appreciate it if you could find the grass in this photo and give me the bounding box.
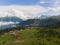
[0,27,60,45]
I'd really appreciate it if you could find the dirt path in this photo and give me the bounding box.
[13,40,24,44]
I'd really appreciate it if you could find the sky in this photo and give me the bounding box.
[0,0,60,20]
[0,0,58,6]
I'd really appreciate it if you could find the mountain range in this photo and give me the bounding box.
[19,15,60,27]
[0,15,60,30]
[0,16,23,22]
[0,16,23,30]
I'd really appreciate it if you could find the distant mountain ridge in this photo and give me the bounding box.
[0,16,23,22]
[0,15,60,30]
[0,16,23,29]
[19,15,60,27]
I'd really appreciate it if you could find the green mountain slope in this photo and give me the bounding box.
[0,27,60,45]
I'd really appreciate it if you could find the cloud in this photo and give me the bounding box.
[0,5,48,20]
[40,1,45,4]
[0,21,17,26]
[40,0,45,4]
[48,7,60,12]
[53,0,60,7]
[49,0,60,12]
[44,0,60,15]
[0,0,60,21]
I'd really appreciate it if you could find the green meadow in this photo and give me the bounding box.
[0,27,60,45]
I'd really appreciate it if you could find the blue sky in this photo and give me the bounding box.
[0,0,39,5]
[0,0,59,8]
[0,0,60,9]
[0,0,56,6]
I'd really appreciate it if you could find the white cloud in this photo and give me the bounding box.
[0,5,48,20]
[40,1,45,4]
[0,21,19,26]
[48,7,60,12]
[53,0,60,7]
[40,0,45,4]
[46,0,60,15]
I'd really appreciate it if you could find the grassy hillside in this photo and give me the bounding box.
[0,27,60,45]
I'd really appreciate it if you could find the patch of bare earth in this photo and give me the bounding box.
[13,40,24,44]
